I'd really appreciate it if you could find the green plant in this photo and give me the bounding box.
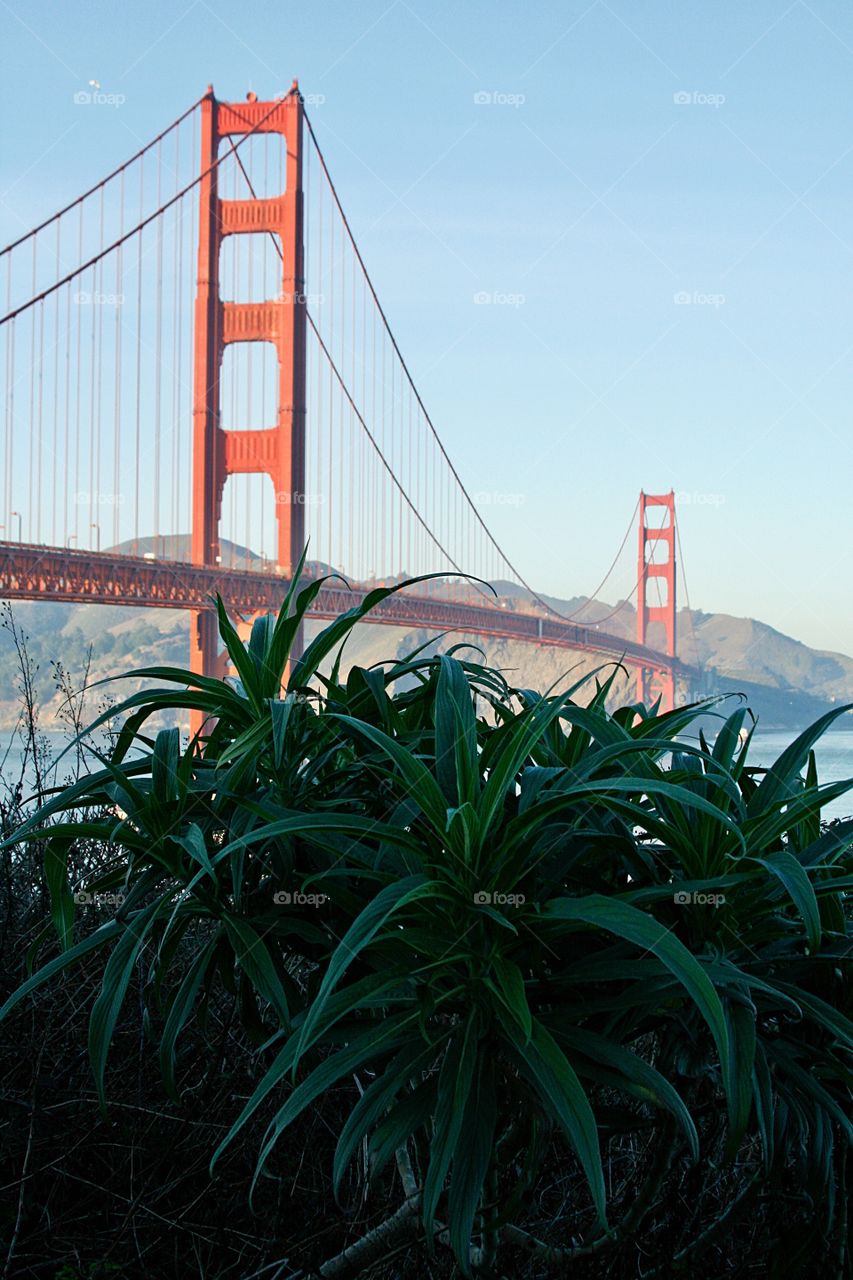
[2,564,851,1277]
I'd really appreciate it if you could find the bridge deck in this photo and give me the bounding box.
[0,542,683,676]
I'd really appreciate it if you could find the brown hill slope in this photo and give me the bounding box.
[0,558,850,732]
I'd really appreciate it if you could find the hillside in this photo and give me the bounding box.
[0,546,851,733]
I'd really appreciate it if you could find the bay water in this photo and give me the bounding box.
[2,726,852,822]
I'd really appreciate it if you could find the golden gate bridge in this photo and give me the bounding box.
[0,83,687,710]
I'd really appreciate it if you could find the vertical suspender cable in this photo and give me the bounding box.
[95,186,105,548]
[114,170,124,548]
[316,169,324,570]
[361,269,366,576]
[229,155,238,560]
[4,266,12,529]
[36,297,44,544]
[73,207,82,545]
[63,287,70,545]
[327,194,334,566]
[349,235,355,572]
[133,159,144,549]
[134,213,143,550]
[88,258,96,542]
[52,222,60,546]
[171,130,180,549]
[154,140,163,554]
[380,327,386,578]
[246,155,254,559]
[338,204,344,573]
[29,240,36,539]
[371,286,376,578]
[189,105,197,543]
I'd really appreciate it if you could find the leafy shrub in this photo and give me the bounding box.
[2,564,851,1277]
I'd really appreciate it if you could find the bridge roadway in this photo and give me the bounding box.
[0,542,685,681]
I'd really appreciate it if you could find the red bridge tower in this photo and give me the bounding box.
[190,84,306,696]
[636,490,677,710]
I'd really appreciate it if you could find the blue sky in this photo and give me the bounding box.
[1,0,851,654]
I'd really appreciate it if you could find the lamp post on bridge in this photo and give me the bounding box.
[10,511,21,542]
[91,522,100,552]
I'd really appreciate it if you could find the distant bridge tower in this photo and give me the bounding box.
[636,490,677,710]
[190,84,306,701]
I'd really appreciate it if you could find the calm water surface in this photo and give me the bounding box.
[748,728,853,824]
[2,726,853,822]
